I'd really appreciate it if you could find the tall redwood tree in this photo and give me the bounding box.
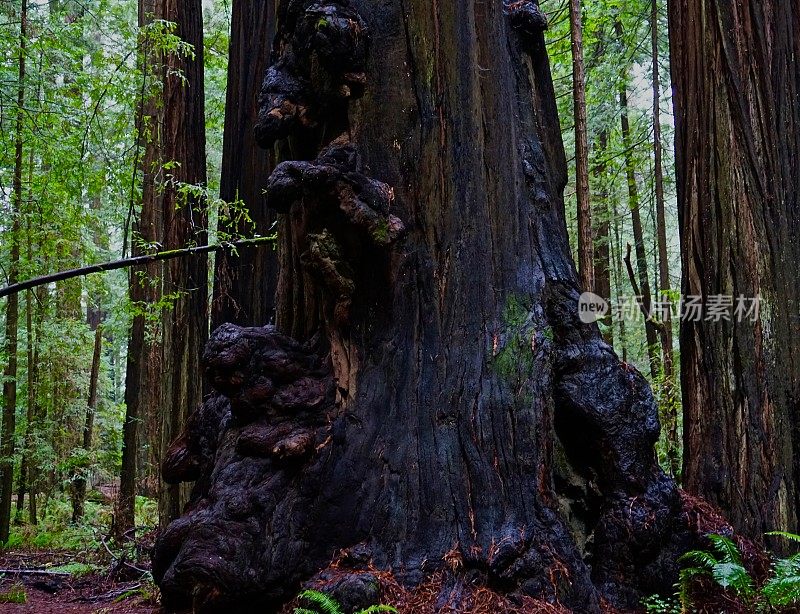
[154,1,709,611]
[212,0,279,328]
[670,0,800,538]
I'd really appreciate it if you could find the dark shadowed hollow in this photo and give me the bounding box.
[152,1,715,611]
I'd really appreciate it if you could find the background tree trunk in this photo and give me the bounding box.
[1,0,28,544]
[71,325,102,523]
[650,0,678,478]
[116,0,166,540]
[157,0,209,526]
[592,131,612,342]
[569,0,593,293]
[154,1,707,611]
[617,58,660,380]
[212,0,279,328]
[670,0,800,539]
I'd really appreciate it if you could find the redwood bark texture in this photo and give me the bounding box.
[670,1,800,538]
[157,0,209,525]
[569,0,594,293]
[212,0,279,328]
[155,1,703,611]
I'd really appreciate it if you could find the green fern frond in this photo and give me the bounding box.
[711,562,754,596]
[762,574,800,606]
[678,550,718,569]
[708,534,742,565]
[355,606,398,614]
[766,531,800,544]
[294,609,320,614]
[773,554,800,577]
[678,566,708,606]
[296,590,344,614]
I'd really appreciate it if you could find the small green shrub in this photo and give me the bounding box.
[641,593,681,613]
[0,583,27,604]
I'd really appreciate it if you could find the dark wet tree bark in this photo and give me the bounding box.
[212,0,279,328]
[670,0,800,538]
[154,1,712,611]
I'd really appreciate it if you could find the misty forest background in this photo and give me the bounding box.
[0,0,679,564]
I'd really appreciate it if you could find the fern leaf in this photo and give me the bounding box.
[766,531,800,544]
[294,609,320,614]
[679,567,708,606]
[708,534,743,565]
[297,590,344,614]
[712,562,754,596]
[773,554,800,578]
[356,607,398,614]
[762,574,800,606]
[678,550,718,569]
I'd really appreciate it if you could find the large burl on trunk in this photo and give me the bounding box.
[154,1,701,611]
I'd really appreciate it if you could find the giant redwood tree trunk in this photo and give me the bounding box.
[670,0,800,539]
[154,1,706,611]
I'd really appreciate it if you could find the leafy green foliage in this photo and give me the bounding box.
[679,534,754,600]
[7,494,156,552]
[762,533,800,607]
[540,0,684,474]
[295,590,344,614]
[0,582,27,604]
[48,562,101,577]
[675,532,800,611]
[0,0,233,545]
[294,589,397,614]
[640,593,680,614]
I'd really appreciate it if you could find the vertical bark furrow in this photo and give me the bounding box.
[671,0,800,539]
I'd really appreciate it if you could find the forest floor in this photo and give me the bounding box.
[0,546,158,613]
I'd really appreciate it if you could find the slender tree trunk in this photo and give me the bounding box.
[650,0,678,477]
[212,0,278,328]
[16,134,38,523]
[670,0,800,539]
[116,0,165,540]
[15,289,34,523]
[27,287,45,525]
[593,131,612,341]
[0,0,28,544]
[569,0,593,293]
[616,24,659,379]
[154,3,708,611]
[610,200,628,363]
[157,0,209,527]
[71,326,102,523]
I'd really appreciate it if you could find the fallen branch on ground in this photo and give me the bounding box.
[0,568,71,576]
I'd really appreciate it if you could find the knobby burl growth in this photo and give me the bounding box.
[154,1,732,612]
